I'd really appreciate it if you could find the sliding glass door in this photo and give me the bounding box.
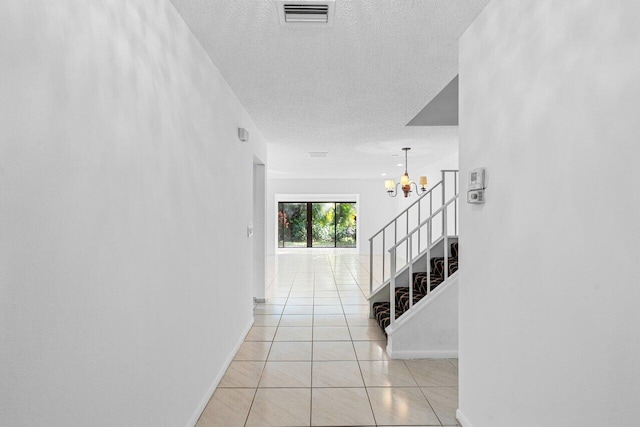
[278,203,307,247]
[312,203,336,247]
[335,202,357,247]
[278,202,356,248]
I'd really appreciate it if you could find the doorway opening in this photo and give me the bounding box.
[253,159,266,302]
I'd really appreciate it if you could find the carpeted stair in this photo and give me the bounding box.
[372,242,459,332]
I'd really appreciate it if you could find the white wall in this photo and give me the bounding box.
[458,1,640,426]
[387,276,458,359]
[267,179,397,254]
[0,1,266,425]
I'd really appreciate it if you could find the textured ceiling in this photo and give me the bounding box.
[170,0,490,178]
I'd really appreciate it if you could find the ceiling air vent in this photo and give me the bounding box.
[277,0,335,26]
[309,151,328,158]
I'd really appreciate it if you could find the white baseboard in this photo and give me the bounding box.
[185,319,254,427]
[456,409,473,427]
[387,347,458,359]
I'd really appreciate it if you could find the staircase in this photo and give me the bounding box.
[368,170,459,358]
[372,241,459,330]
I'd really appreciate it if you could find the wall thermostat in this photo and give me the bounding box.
[469,168,486,190]
[467,167,486,204]
[467,189,484,204]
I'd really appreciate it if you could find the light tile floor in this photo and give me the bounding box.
[197,249,459,426]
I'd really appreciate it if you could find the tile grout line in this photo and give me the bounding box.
[244,269,296,427]
[310,269,315,427]
[242,387,259,427]
[403,360,445,427]
[340,254,378,425]
[336,255,379,427]
[293,265,313,426]
[243,276,287,427]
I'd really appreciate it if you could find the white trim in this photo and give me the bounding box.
[185,319,254,427]
[386,348,458,359]
[456,409,473,427]
[277,193,358,202]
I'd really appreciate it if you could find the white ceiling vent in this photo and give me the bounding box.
[277,0,335,26]
[308,151,328,158]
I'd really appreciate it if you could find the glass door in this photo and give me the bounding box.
[278,202,357,248]
[278,202,307,248]
[336,202,357,247]
[312,203,336,247]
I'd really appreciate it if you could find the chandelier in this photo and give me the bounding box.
[384,147,428,198]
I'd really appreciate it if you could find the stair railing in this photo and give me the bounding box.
[388,193,459,329]
[368,170,458,295]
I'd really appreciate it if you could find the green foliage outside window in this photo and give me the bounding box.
[278,202,356,248]
[336,203,357,247]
